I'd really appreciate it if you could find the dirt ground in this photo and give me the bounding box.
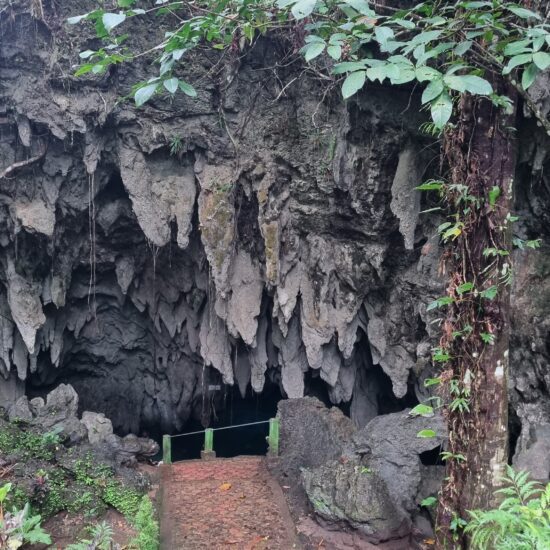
[160,456,301,549]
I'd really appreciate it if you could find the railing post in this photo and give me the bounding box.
[201,428,216,460]
[267,418,279,457]
[163,434,172,465]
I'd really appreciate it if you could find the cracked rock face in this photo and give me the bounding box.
[1,3,550,460]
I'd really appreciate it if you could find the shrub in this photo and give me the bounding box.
[131,496,160,550]
[465,466,550,549]
[0,483,51,549]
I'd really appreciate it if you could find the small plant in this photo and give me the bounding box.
[169,136,185,158]
[102,481,141,518]
[66,521,118,550]
[130,496,160,550]
[41,426,63,448]
[31,469,49,506]
[0,483,51,549]
[465,467,550,549]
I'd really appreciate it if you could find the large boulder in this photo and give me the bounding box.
[513,422,550,481]
[301,458,410,543]
[33,384,79,429]
[101,433,159,466]
[350,409,447,512]
[81,411,114,444]
[54,416,88,445]
[277,397,356,478]
[8,396,33,422]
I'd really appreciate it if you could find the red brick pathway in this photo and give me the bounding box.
[160,456,300,550]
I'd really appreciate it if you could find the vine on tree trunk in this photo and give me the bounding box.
[435,79,519,547]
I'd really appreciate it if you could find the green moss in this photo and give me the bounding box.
[0,423,55,461]
[1,423,145,522]
[102,480,142,518]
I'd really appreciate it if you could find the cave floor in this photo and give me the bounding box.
[160,456,301,549]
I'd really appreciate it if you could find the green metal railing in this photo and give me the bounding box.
[162,417,280,464]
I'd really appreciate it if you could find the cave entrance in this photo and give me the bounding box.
[171,382,282,462]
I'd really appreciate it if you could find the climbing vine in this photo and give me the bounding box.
[68,0,549,547]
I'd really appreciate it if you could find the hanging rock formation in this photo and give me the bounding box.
[0,3,549,475]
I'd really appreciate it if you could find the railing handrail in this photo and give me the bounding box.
[169,419,271,439]
[162,417,279,464]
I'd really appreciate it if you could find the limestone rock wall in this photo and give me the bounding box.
[0,1,549,453]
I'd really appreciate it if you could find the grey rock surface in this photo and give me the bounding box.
[513,423,550,481]
[0,4,548,489]
[278,397,356,479]
[351,410,447,512]
[302,458,411,543]
[81,411,114,445]
[8,396,33,422]
[0,4,442,435]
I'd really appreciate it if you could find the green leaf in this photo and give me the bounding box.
[480,332,495,344]
[393,18,415,29]
[374,27,395,47]
[178,80,197,97]
[507,6,541,20]
[389,64,416,84]
[522,63,539,90]
[118,0,136,6]
[163,78,179,94]
[454,41,473,56]
[504,39,532,56]
[422,80,444,104]
[74,63,95,76]
[332,61,367,74]
[79,50,96,59]
[427,296,454,311]
[488,185,501,206]
[480,285,498,300]
[410,30,442,46]
[0,482,12,503]
[457,282,474,295]
[342,71,366,99]
[503,53,532,75]
[67,14,89,24]
[326,44,342,60]
[533,52,550,71]
[424,377,441,387]
[291,0,317,20]
[305,34,325,44]
[430,91,453,129]
[342,0,375,16]
[134,83,159,106]
[416,66,441,82]
[444,75,492,95]
[421,496,437,507]
[417,429,437,438]
[103,12,126,33]
[303,42,325,61]
[416,180,443,191]
[409,404,434,417]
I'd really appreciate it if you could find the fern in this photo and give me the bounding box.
[66,521,117,550]
[465,466,550,549]
[130,496,160,550]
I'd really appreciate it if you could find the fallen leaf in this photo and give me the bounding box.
[219,482,232,491]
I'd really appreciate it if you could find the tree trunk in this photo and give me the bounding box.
[436,79,518,548]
